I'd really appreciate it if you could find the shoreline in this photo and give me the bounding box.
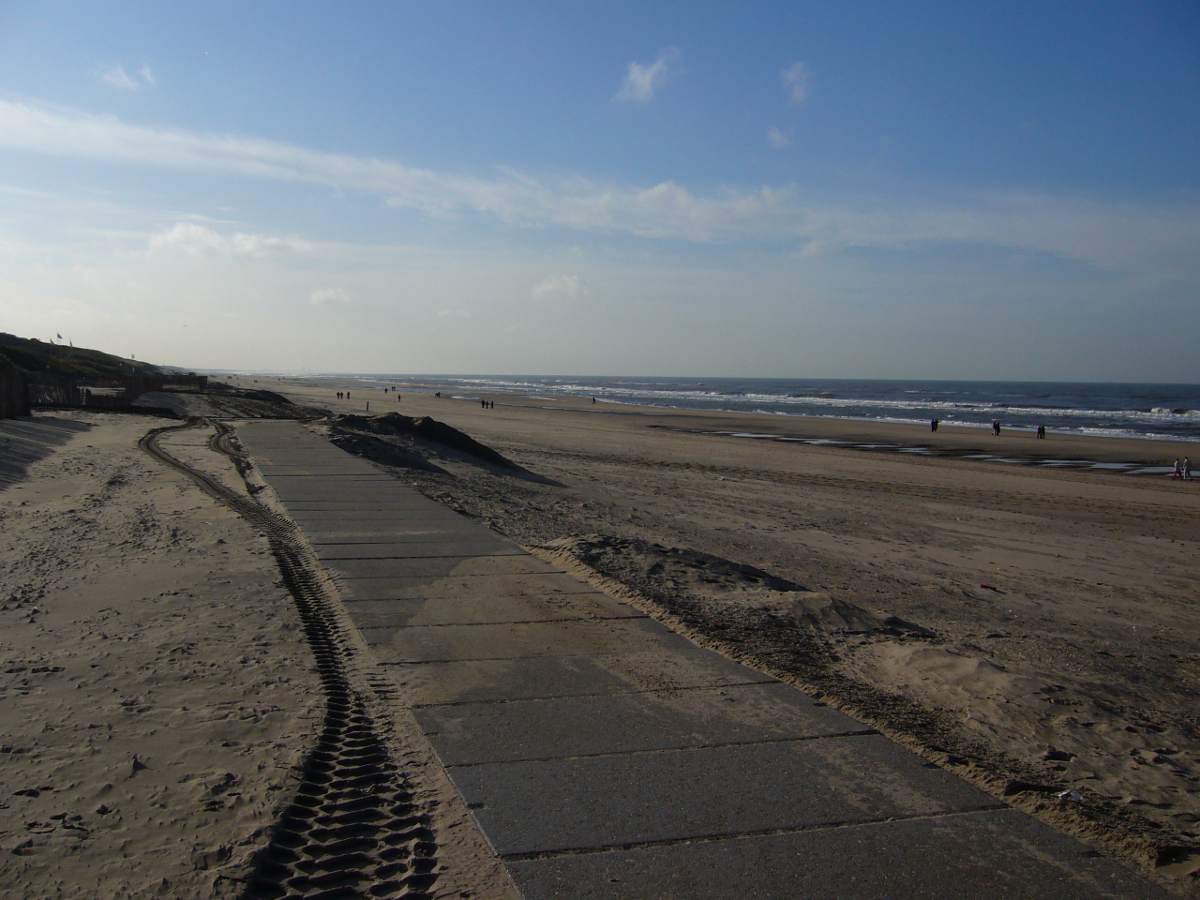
[252,374,1200,467]
[252,373,1200,446]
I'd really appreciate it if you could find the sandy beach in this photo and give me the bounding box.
[264,376,1200,882]
[2,379,1197,893]
[0,409,512,898]
[0,412,322,895]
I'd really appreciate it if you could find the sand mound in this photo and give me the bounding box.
[135,388,318,419]
[328,431,446,473]
[239,388,292,405]
[334,413,515,468]
[540,534,934,642]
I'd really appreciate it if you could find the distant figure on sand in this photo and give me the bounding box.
[1172,458,1183,479]
[930,418,938,432]
[1184,457,1192,480]
[992,419,1001,436]
[1037,424,1046,439]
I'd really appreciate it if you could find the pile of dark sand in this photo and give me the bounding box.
[531,534,1181,878]
[332,413,516,470]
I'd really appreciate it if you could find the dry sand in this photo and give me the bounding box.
[270,377,1200,885]
[0,409,517,898]
[0,412,320,896]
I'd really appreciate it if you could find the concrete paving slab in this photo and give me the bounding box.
[417,682,866,765]
[337,572,617,602]
[287,504,445,515]
[366,617,697,662]
[299,528,497,546]
[448,735,995,855]
[259,466,373,476]
[309,529,496,546]
[506,808,1162,899]
[289,512,453,527]
[342,590,636,628]
[265,473,393,480]
[326,554,563,580]
[315,540,522,560]
[236,420,1162,894]
[391,650,772,707]
[281,503,443,510]
[282,504,442,518]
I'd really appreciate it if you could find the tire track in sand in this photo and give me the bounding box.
[141,420,438,899]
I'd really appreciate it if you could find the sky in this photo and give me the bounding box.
[1,1,1198,381]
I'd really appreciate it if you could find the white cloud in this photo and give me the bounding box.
[614,48,679,104]
[149,222,311,257]
[310,287,351,306]
[532,273,583,302]
[98,64,155,91]
[781,62,809,105]
[0,99,789,243]
[3,101,1199,273]
[767,126,793,149]
[436,307,473,319]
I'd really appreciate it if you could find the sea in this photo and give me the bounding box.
[340,376,1200,443]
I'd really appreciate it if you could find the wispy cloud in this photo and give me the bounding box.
[531,273,583,302]
[781,62,809,105]
[0,100,788,242]
[310,287,351,306]
[614,48,679,104]
[149,222,311,257]
[98,64,156,92]
[3,100,1198,274]
[436,307,473,319]
[767,126,793,149]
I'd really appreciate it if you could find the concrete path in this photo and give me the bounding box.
[237,421,1159,898]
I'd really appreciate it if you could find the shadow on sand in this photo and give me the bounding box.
[0,416,93,491]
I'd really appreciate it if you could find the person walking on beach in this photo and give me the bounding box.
[1037,424,1046,439]
[1185,456,1192,480]
[930,418,939,432]
[1172,458,1183,479]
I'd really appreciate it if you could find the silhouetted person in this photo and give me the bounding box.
[1185,457,1192,480]
[930,418,938,432]
[1037,425,1046,439]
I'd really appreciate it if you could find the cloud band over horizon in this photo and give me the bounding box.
[1,98,1198,279]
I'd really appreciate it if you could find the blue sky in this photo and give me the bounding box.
[1,1,1197,379]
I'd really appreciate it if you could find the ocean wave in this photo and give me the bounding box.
[454,378,1200,423]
